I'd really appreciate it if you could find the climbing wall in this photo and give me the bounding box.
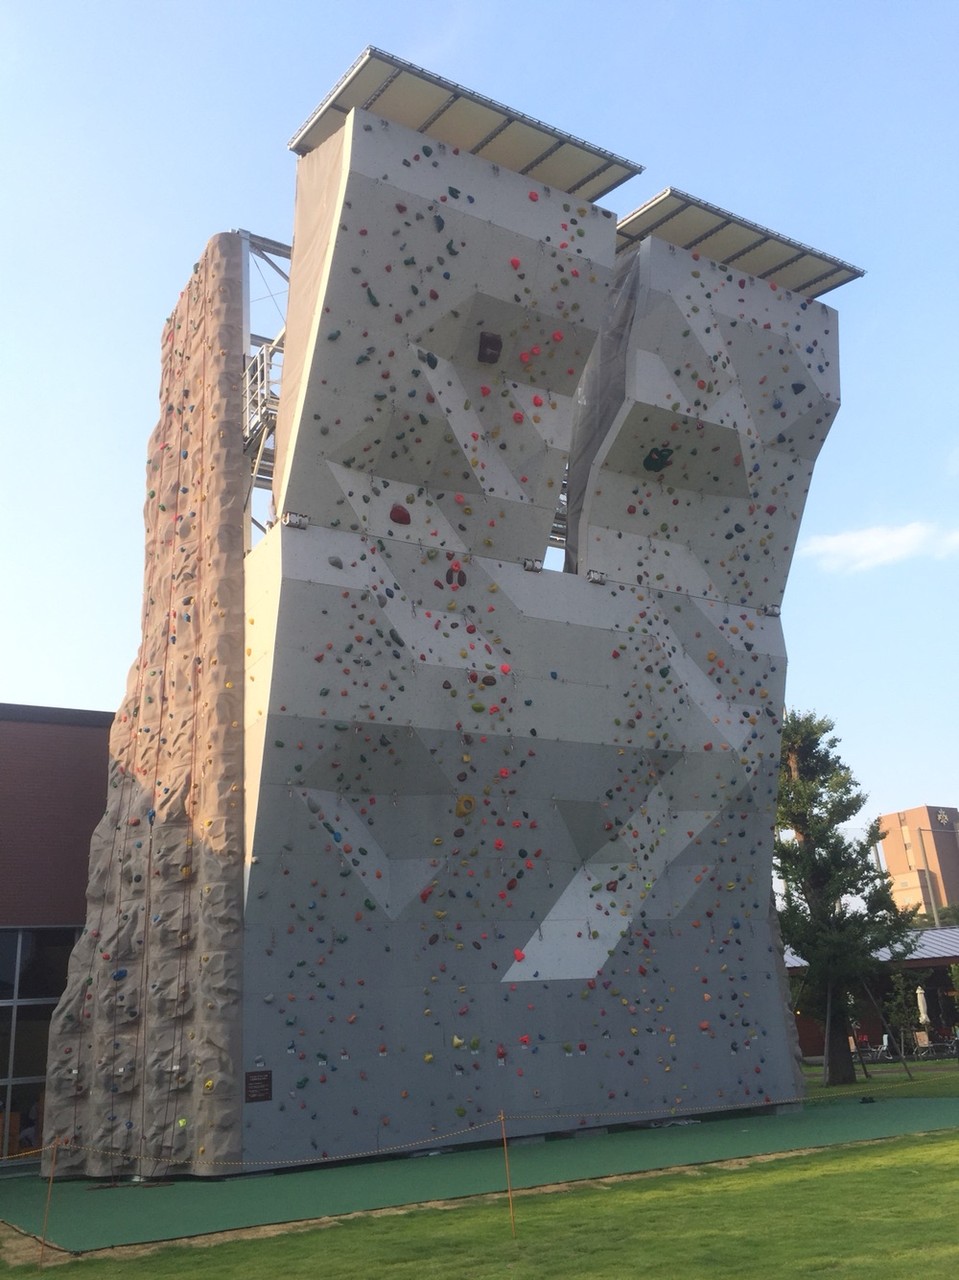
[44,234,247,1176]
[239,110,826,1167]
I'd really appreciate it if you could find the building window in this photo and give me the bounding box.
[0,927,78,1161]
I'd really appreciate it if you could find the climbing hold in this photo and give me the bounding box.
[643,446,673,473]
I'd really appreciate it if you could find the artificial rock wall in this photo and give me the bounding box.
[45,101,838,1177]
[45,234,247,1176]
[238,110,828,1168]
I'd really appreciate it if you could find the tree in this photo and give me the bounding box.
[883,968,932,1058]
[774,711,917,1084]
[917,904,959,928]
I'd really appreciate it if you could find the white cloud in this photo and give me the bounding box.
[798,522,959,572]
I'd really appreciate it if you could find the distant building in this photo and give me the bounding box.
[880,806,959,916]
[0,703,111,1162]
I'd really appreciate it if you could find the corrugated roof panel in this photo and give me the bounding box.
[770,256,837,292]
[334,57,391,113]
[289,47,644,199]
[368,71,452,130]
[790,926,959,968]
[616,187,864,298]
[422,96,504,150]
[686,222,760,259]
[877,926,959,963]
[727,237,799,276]
[578,163,639,202]
[524,141,600,188]
[475,118,559,171]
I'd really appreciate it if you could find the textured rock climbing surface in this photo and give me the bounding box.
[240,112,822,1167]
[45,234,247,1175]
[46,61,848,1176]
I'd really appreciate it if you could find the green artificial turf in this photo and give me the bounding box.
[3,1061,957,1274]
[4,1130,959,1278]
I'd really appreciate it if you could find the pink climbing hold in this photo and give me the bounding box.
[510,257,521,270]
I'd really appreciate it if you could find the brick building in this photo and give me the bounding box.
[0,703,111,1160]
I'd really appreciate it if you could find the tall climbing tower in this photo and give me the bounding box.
[46,50,862,1176]
[45,234,247,1174]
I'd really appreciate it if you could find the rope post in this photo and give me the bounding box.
[38,1137,59,1269]
[498,1110,516,1239]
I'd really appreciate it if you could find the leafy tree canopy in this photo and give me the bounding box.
[775,710,917,1083]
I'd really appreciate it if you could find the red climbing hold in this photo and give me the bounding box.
[390,503,411,525]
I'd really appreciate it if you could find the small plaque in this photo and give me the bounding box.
[245,1069,273,1103]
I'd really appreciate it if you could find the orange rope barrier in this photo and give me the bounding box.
[32,1090,813,1176]
[499,1110,516,1239]
[38,1137,58,1269]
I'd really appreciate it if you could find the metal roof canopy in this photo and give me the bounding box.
[289,46,644,203]
[616,188,864,297]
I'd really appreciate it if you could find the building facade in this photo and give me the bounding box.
[0,704,111,1162]
[881,806,959,916]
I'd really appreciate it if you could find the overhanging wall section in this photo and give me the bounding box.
[238,112,817,1168]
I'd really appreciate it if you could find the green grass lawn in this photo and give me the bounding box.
[4,1063,958,1279]
[803,1057,959,1102]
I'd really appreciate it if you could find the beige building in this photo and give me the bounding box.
[881,806,959,916]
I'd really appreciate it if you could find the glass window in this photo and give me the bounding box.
[0,932,18,999]
[0,927,80,1162]
[0,1007,12,1079]
[12,1006,52,1079]
[17,929,76,999]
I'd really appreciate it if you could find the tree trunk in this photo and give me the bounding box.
[825,1007,856,1085]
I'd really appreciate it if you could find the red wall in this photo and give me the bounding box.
[0,705,111,926]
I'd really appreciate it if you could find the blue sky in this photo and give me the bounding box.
[2,0,957,828]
